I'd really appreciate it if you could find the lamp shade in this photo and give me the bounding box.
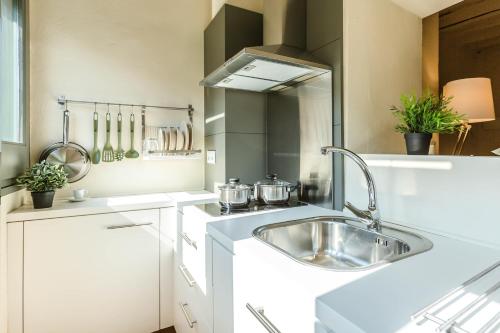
[443,78,495,123]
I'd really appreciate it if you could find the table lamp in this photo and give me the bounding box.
[443,78,495,155]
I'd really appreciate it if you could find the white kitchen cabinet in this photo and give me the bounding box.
[7,222,23,333]
[160,207,176,328]
[212,236,318,333]
[22,209,161,333]
[173,257,211,333]
[212,239,234,333]
[174,206,213,333]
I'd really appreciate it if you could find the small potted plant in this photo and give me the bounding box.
[17,161,68,209]
[391,92,463,155]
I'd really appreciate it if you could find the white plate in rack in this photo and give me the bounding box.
[169,127,177,150]
[179,122,189,150]
[162,127,170,153]
[176,126,185,151]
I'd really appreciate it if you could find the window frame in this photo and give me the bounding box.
[0,0,29,192]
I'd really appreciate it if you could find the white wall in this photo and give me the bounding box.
[345,155,500,250]
[343,0,422,154]
[29,0,211,198]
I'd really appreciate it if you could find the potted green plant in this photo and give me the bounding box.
[17,161,68,209]
[391,92,463,155]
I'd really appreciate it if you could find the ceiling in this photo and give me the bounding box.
[392,0,464,17]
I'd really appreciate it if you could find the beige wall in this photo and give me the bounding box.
[30,0,211,198]
[211,0,263,17]
[343,0,422,154]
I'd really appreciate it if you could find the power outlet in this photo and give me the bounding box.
[207,150,216,164]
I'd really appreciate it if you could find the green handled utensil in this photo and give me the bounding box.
[114,107,125,161]
[102,105,115,162]
[125,113,139,159]
[91,104,101,164]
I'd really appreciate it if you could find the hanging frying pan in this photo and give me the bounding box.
[39,109,91,183]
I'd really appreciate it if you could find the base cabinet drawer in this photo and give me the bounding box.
[179,206,210,289]
[174,258,211,333]
[174,301,210,333]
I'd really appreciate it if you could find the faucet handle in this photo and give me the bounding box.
[345,201,372,220]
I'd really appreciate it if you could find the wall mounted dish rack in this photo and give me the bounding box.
[58,96,202,160]
[412,260,500,333]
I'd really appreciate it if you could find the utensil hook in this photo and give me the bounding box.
[62,102,70,145]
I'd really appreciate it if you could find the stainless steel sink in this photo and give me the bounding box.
[253,216,433,270]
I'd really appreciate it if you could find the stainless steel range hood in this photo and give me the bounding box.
[199,44,331,92]
[200,0,331,93]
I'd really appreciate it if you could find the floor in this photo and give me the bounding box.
[154,327,176,333]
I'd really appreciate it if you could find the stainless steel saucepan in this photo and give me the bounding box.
[39,109,91,183]
[218,178,252,208]
[254,174,298,205]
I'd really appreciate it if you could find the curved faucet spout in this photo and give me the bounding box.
[321,146,381,230]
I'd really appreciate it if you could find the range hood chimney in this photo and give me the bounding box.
[200,0,331,93]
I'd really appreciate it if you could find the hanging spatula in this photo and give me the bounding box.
[125,113,139,159]
[102,105,115,162]
[91,103,101,164]
[114,106,125,161]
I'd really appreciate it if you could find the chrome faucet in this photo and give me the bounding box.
[321,146,381,231]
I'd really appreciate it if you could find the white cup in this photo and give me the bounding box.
[73,189,88,200]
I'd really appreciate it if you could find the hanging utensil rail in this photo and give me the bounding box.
[57,95,200,160]
[57,96,194,120]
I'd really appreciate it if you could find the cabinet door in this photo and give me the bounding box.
[232,242,317,333]
[23,209,160,333]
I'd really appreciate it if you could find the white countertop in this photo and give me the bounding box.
[6,191,218,222]
[202,204,500,333]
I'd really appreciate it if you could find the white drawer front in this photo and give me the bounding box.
[174,300,210,333]
[233,244,317,333]
[174,259,211,332]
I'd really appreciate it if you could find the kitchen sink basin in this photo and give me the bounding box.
[253,216,433,270]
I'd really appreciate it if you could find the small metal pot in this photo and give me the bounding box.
[218,178,252,208]
[254,174,297,205]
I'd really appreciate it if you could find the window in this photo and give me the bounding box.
[0,0,28,190]
[1,0,25,143]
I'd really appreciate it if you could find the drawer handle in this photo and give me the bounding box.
[246,303,281,333]
[179,302,197,328]
[182,232,198,250]
[179,264,196,287]
[107,222,153,230]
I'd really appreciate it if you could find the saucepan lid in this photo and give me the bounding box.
[219,178,251,191]
[255,174,291,186]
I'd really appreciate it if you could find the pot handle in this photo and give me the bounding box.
[287,182,300,193]
[228,178,240,184]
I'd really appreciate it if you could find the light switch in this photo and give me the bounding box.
[207,150,216,164]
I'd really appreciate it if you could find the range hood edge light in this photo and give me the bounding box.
[200,45,332,93]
